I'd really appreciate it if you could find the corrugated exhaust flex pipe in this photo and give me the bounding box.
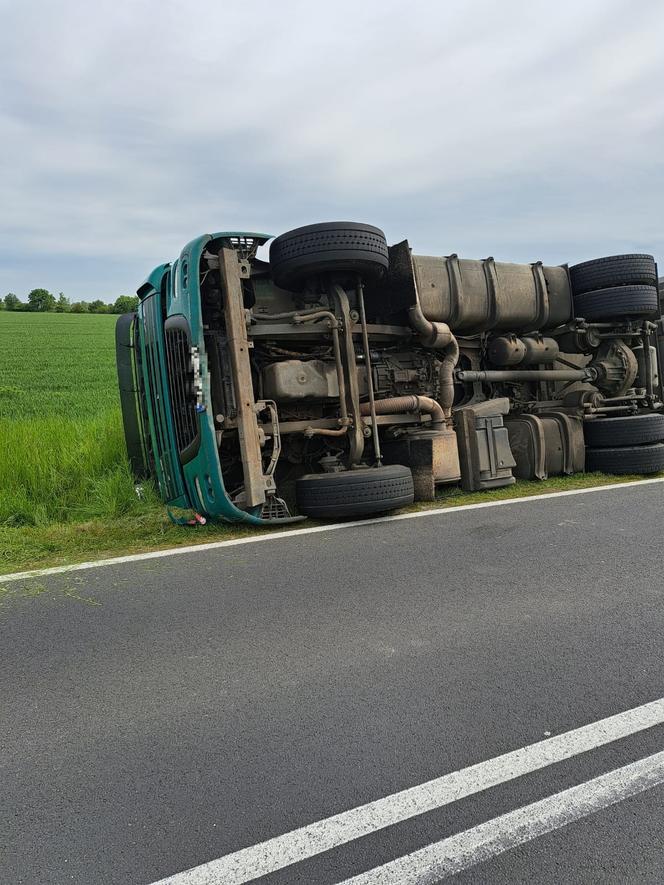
[360,395,446,429]
[438,335,459,418]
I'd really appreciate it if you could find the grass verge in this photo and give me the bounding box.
[2,471,660,576]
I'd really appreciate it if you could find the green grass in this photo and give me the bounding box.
[0,313,149,526]
[0,312,119,418]
[0,311,659,575]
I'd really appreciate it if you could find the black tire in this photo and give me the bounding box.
[569,254,656,295]
[296,464,414,519]
[583,413,664,448]
[270,222,389,290]
[573,284,658,320]
[585,443,664,475]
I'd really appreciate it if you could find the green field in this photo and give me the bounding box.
[0,312,140,525]
[0,312,119,418]
[0,311,655,575]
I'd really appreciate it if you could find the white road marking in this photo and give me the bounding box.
[339,749,664,884]
[3,477,664,583]
[148,696,664,885]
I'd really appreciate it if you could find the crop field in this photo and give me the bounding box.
[0,311,649,575]
[0,313,147,526]
[0,312,119,419]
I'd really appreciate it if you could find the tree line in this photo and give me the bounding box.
[1,289,139,314]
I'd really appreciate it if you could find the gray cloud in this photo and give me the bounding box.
[1,0,663,300]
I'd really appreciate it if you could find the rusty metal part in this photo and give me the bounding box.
[438,335,459,418]
[639,322,656,405]
[252,306,330,321]
[303,424,350,438]
[360,395,446,430]
[408,302,454,348]
[274,414,422,435]
[402,246,459,418]
[248,322,411,341]
[330,284,365,464]
[589,340,638,397]
[488,335,527,366]
[357,281,382,464]
[406,243,455,348]
[457,368,596,383]
[504,412,585,480]
[488,334,559,366]
[262,359,339,401]
[295,311,349,427]
[257,399,281,478]
[583,404,640,414]
[410,251,572,334]
[255,305,350,427]
[219,247,275,507]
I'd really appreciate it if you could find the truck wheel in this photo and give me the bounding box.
[269,222,389,290]
[585,442,664,474]
[296,464,414,518]
[583,413,664,448]
[573,285,658,321]
[569,254,657,295]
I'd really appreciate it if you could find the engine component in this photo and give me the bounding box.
[505,412,585,480]
[371,351,440,400]
[521,335,560,365]
[561,388,603,409]
[359,395,446,429]
[488,334,559,366]
[589,340,638,396]
[262,359,339,401]
[553,325,602,354]
[488,334,526,366]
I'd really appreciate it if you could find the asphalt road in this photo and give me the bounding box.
[3,482,664,884]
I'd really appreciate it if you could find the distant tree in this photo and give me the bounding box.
[55,292,70,313]
[70,301,89,313]
[112,295,139,314]
[0,298,4,310]
[4,293,22,311]
[89,299,107,313]
[28,288,56,312]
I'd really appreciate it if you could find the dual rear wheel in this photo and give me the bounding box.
[569,254,659,320]
[584,413,664,474]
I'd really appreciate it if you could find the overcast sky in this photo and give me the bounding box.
[1,0,663,301]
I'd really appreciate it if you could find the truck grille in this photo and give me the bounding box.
[164,318,200,461]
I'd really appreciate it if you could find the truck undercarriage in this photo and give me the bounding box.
[116,223,664,524]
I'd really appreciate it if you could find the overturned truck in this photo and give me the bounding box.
[116,223,664,525]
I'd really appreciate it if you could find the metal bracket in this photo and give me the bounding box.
[218,247,276,507]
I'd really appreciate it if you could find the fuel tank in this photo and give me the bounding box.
[368,240,573,335]
[412,253,572,335]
